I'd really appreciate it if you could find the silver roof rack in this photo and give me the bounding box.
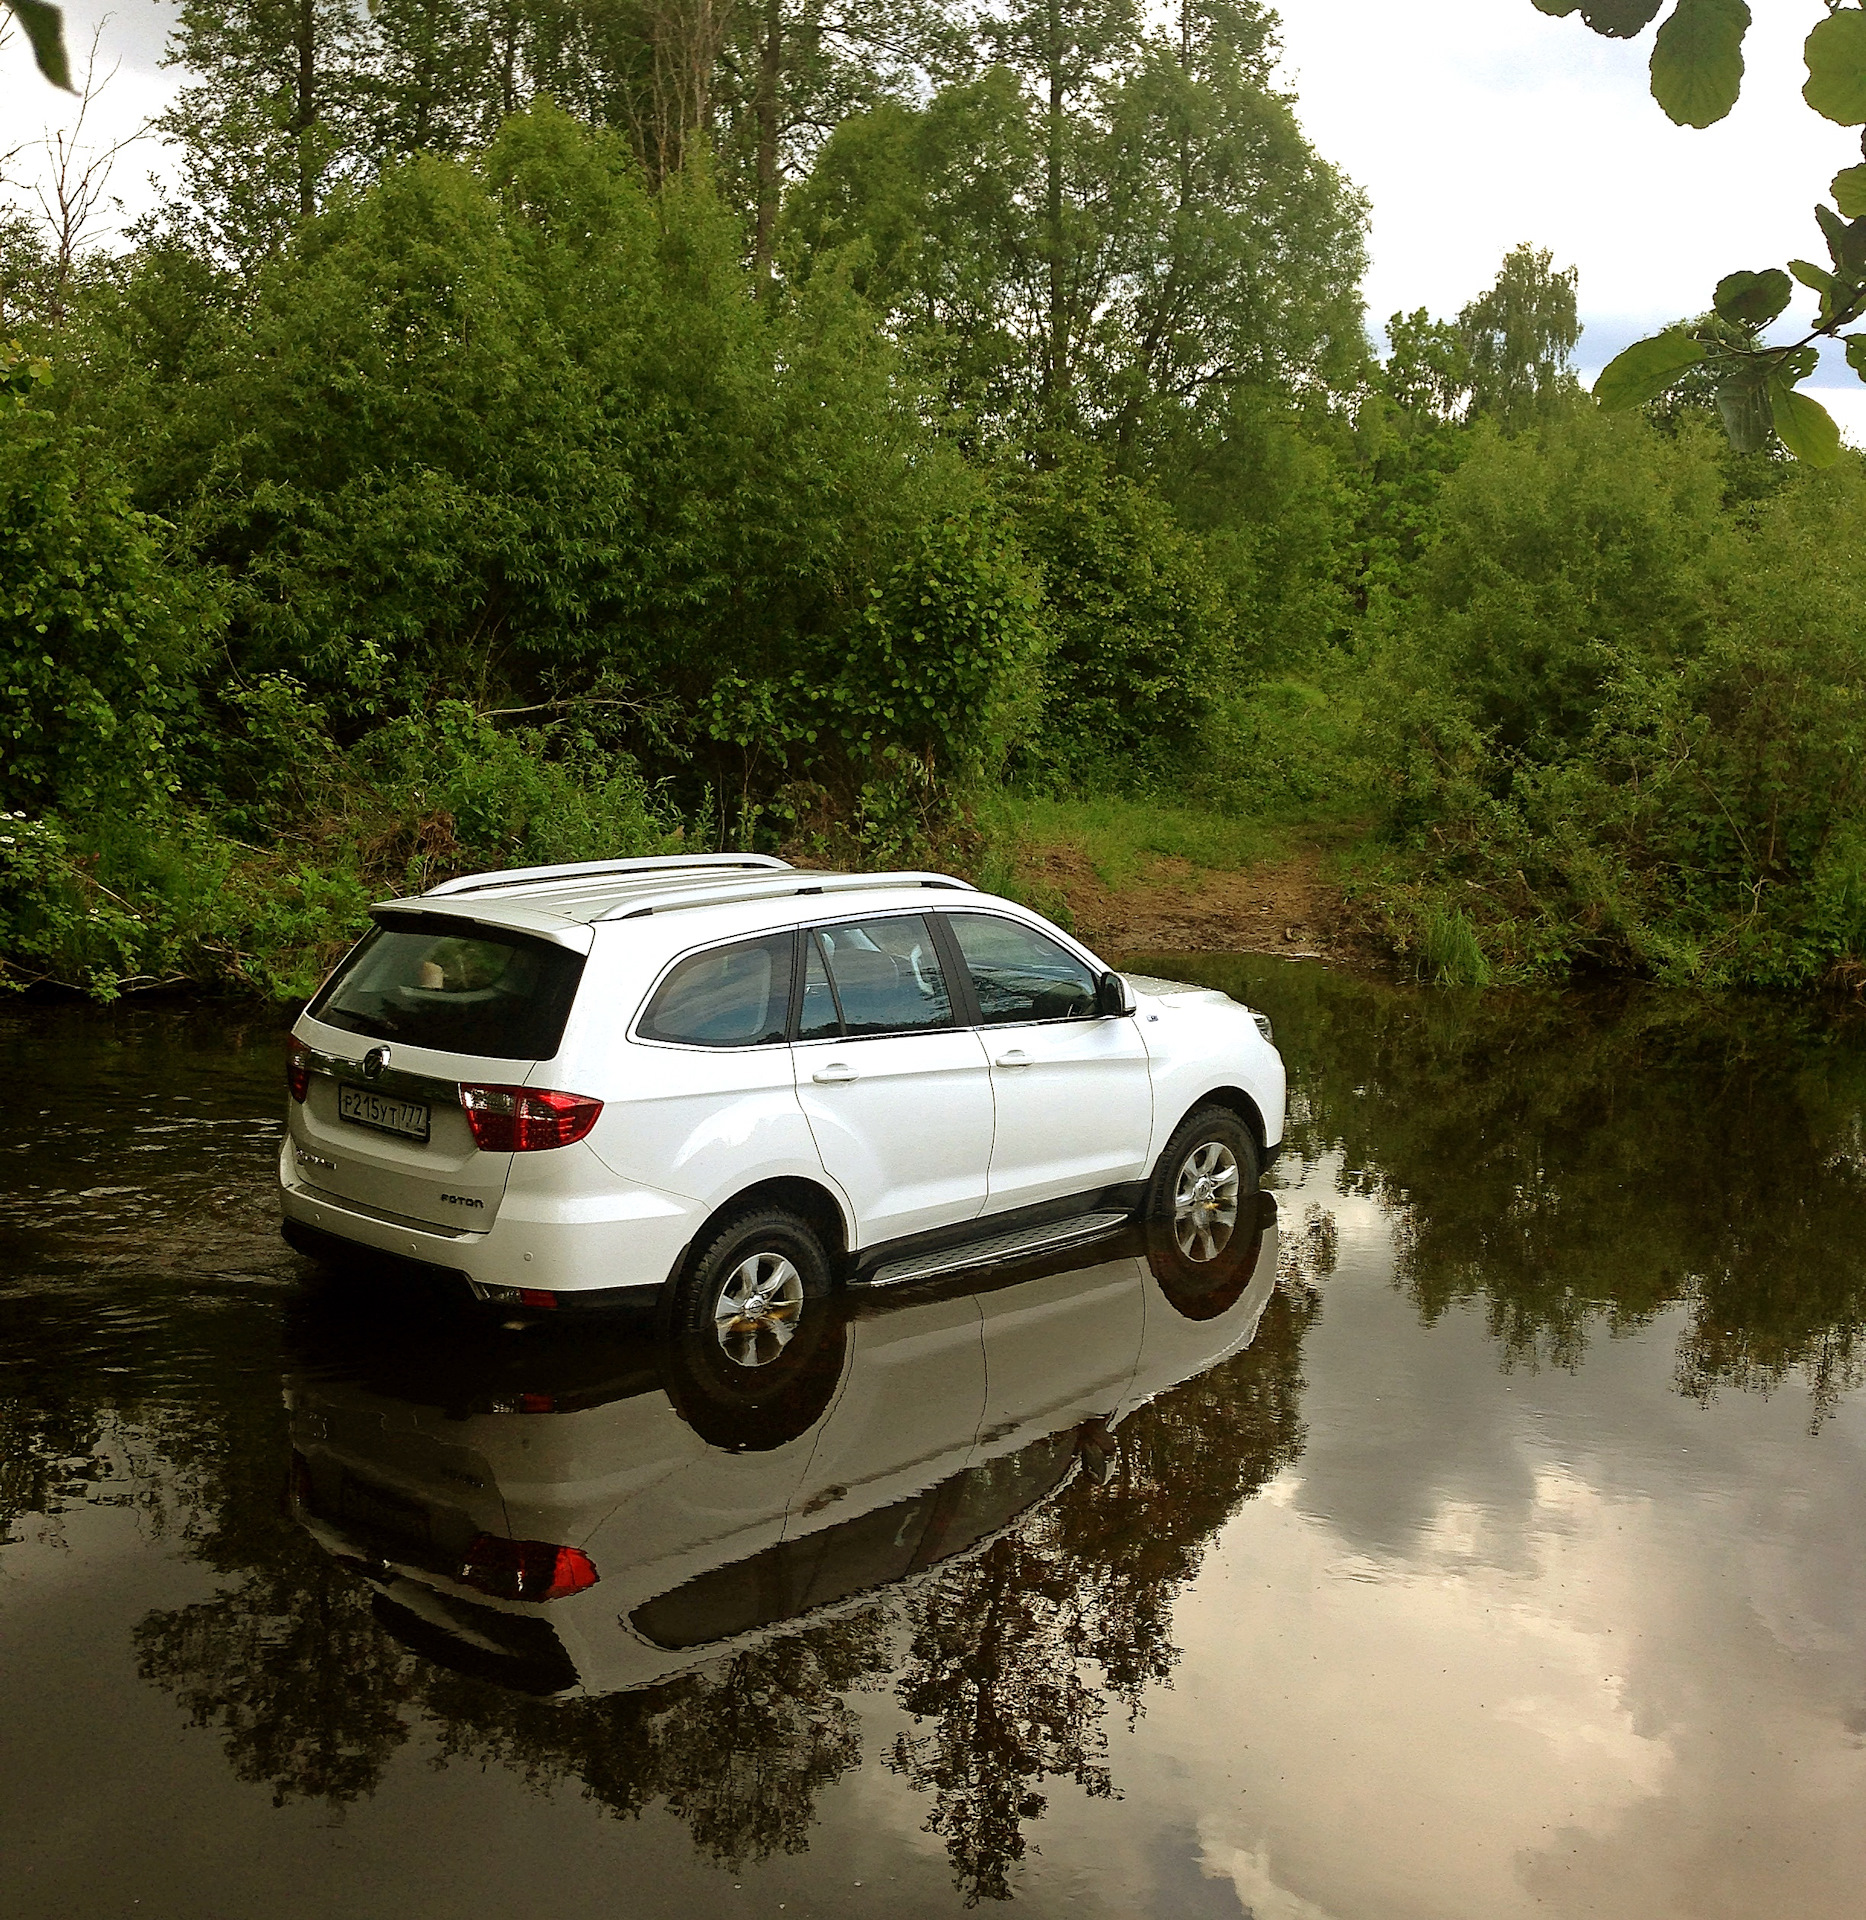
[426,853,790,898]
[596,870,975,920]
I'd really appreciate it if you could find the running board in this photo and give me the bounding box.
[858,1211,1132,1290]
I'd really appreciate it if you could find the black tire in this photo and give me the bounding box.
[1142,1105,1263,1314]
[660,1207,846,1451]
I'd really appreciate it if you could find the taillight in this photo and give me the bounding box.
[287,1037,310,1103]
[458,1534,599,1602]
[476,1284,558,1311]
[458,1085,602,1152]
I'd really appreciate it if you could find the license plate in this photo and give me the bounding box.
[338,1083,431,1142]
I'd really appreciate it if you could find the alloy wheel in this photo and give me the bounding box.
[712,1251,805,1367]
[1172,1141,1240,1263]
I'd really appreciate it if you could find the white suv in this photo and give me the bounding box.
[280,855,1285,1345]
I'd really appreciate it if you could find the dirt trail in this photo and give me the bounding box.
[1020,844,1362,962]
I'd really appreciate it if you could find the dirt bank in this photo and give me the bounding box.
[1015,843,1377,966]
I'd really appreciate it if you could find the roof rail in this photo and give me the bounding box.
[426,854,790,898]
[597,870,975,921]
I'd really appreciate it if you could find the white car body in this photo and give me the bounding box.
[278,855,1286,1306]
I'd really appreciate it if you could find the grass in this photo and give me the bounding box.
[976,790,1288,892]
[1419,905,1493,987]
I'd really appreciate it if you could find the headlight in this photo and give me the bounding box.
[1250,1010,1274,1045]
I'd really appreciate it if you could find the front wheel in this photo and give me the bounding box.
[1147,1105,1260,1265]
[1142,1106,1263,1315]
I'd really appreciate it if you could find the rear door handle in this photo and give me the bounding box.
[813,1062,857,1083]
[995,1050,1033,1068]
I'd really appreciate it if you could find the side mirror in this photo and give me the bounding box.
[1096,970,1135,1018]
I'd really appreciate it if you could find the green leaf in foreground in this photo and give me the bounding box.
[1580,0,1666,36]
[1845,334,1866,380]
[1768,381,1843,465]
[1594,328,1706,410]
[1529,0,1582,14]
[1805,7,1866,126]
[1816,203,1866,276]
[1712,267,1790,328]
[4,0,73,89]
[1715,375,1772,454]
[1651,0,1749,129]
[1790,257,1838,297]
[1833,165,1866,219]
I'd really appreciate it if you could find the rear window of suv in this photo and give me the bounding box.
[307,914,585,1061]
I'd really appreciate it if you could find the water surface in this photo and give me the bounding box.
[2,965,1863,1919]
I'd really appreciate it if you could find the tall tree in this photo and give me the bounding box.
[1098,0,1368,457]
[158,0,369,266]
[786,0,1366,452]
[783,71,1041,429]
[982,0,1139,432]
[704,0,962,280]
[1456,242,1580,431]
[362,0,512,159]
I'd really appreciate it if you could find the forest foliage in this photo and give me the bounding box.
[1,0,1863,997]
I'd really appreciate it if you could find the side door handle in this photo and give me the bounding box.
[813,1062,857,1083]
[994,1050,1034,1068]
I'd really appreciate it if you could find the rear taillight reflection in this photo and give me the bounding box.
[287,1038,309,1103]
[458,1534,599,1602]
[489,1392,558,1415]
[458,1085,602,1152]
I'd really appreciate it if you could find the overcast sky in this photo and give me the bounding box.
[4,0,1865,425]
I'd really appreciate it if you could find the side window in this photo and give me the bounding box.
[945,913,1099,1025]
[638,934,794,1048]
[813,916,954,1036]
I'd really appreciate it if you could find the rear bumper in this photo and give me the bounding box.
[279,1213,672,1316]
[278,1137,692,1304]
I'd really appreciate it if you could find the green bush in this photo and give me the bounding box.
[1195,673,1371,819]
[0,699,684,999]
[1005,445,1227,788]
[0,364,213,816]
[1362,410,1866,988]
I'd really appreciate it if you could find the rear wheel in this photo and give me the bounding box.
[707,1244,809,1368]
[662,1207,845,1450]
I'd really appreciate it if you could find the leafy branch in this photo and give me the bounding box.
[1538,0,1866,462]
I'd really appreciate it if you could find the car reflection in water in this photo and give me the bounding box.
[284,1196,1281,1701]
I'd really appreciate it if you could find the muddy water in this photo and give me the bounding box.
[2,965,1864,1920]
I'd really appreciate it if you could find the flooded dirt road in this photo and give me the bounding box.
[2,962,1863,1919]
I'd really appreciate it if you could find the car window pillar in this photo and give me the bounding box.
[927,912,984,1028]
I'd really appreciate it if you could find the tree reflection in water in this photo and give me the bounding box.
[1137,957,1866,1425]
[424,1613,893,1868]
[132,1498,895,1853]
[888,1282,1317,1902]
[9,967,1865,1898]
[138,1559,422,1808]
[118,1273,1316,1901]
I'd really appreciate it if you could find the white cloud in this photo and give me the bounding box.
[1275,0,1860,368]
